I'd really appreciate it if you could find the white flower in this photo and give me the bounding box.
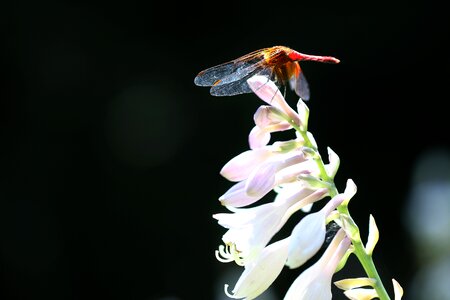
[220,147,275,182]
[248,105,295,149]
[214,187,328,265]
[247,75,302,127]
[286,193,346,269]
[218,180,261,208]
[274,180,319,213]
[224,238,290,300]
[284,229,351,300]
[213,198,295,264]
[246,75,311,149]
[219,151,309,207]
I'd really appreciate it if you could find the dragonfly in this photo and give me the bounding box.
[194,45,340,101]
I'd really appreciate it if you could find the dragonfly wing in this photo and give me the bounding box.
[194,49,268,87]
[210,66,273,96]
[210,76,254,96]
[194,61,245,86]
[213,62,262,87]
[291,70,310,101]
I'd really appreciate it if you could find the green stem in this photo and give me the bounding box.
[338,206,391,300]
[291,121,391,300]
[291,123,332,184]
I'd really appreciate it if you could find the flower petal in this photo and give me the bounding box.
[274,181,310,202]
[392,278,404,300]
[220,148,272,182]
[284,230,350,300]
[344,179,357,199]
[286,192,345,269]
[214,199,297,264]
[326,146,340,179]
[249,125,271,149]
[365,214,379,256]
[286,210,326,269]
[247,75,300,125]
[296,98,310,131]
[247,75,284,107]
[228,238,289,299]
[334,277,377,290]
[343,288,378,300]
[219,180,262,207]
[246,152,306,198]
[245,161,277,197]
[253,105,288,127]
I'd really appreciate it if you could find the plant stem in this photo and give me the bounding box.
[338,205,392,300]
[292,123,391,300]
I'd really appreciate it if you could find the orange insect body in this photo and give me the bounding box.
[262,47,302,87]
[194,45,339,100]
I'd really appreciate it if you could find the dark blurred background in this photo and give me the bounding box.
[2,0,449,299]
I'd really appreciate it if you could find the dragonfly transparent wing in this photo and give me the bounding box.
[290,69,310,101]
[194,61,251,87]
[194,50,266,87]
[210,66,273,96]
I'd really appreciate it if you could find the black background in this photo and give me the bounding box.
[2,0,449,299]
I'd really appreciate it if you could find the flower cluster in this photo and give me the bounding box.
[213,76,403,300]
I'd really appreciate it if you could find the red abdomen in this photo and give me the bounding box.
[288,50,340,64]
